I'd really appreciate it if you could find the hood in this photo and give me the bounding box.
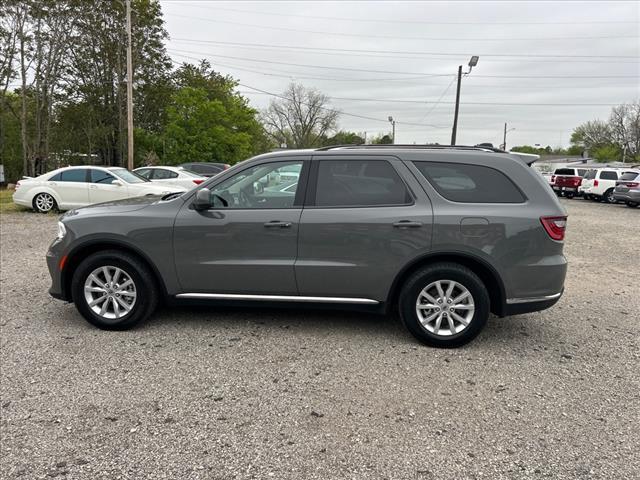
[63,194,180,217]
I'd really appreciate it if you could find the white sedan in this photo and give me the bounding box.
[13,165,184,213]
[133,166,206,190]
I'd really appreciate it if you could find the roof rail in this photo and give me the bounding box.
[315,144,364,151]
[316,144,508,153]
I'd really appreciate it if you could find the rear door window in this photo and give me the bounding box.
[314,160,412,207]
[60,169,89,182]
[413,162,525,203]
[600,171,618,180]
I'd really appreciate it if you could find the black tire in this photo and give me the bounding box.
[71,250,159,330]
[603,188,616,204]
[626,201,639,208]
[565,192,575,199]
[32,192,58,213]
[398,262,490,348]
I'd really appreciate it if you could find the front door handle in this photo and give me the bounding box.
[89,185,97,189]
[264,221,292,228]
[393,220,423,228]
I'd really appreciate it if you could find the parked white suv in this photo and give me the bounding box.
[579,168,640,203]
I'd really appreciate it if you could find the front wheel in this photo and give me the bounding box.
[71,250,159,330]
[33,192,57,213]
[398,263,490,348]
[626,201,639,208]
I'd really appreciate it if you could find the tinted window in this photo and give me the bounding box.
[90,169,115,184]
[152,168,179,180]
[210,161,302,209]
[584,170,597,179]
[190,164,221,175]
[414,162,525,203]
[136,168,152,179]
[49,172,62,181]
[315,160,411,207]
[554,168,575,175]
[60,169,88,182]
[620,172,640,181]
[600,171,618,180]
[577,169,587,176]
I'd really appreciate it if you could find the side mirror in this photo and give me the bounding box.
[111,179,123,186]
[193,188,212,211]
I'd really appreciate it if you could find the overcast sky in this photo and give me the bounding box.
[159,0,639,148]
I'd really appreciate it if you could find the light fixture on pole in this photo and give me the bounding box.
[450,55,479,146]
[388,116,396,144]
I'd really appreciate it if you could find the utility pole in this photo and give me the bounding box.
[451,65,462,146]
[125,0,134,170]
[388,116,396,144]
[450,56,479,146]
[503,122,507,150]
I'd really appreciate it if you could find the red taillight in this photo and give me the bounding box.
[540,216,567,241]
[593,179,599,187]
[193,179,204,185]
[626,182,639,188]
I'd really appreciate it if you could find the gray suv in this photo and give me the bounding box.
[46,146,568,347]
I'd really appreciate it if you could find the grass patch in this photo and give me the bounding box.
[0,188,23,214]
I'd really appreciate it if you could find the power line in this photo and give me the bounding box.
[417,77,458,123]
[170,38,640,64]
[164,4,639,26]
[168,13,640,48]
[167,47,640,79]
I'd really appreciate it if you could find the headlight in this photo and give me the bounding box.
[57,221,67,240]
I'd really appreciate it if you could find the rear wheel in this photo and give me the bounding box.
[71,250,158,330]
[603,189,616,204]
[398,263,490,348]
[565,192,575,199]
[33,192,57,213]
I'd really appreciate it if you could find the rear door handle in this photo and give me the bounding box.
[264,221,292,228]
[393,220,423,228]
[89,185,97,189]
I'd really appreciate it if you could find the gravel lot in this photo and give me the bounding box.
[1,199,638,480]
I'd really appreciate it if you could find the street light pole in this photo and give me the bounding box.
[450,56,479,146]
[501,123,515,150]
[125,0,134,170]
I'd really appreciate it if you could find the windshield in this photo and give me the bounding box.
[110,168,149,183]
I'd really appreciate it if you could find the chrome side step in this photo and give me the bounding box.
[506,292,562,304]
[175,293,380,305]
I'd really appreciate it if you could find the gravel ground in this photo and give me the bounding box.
[1,199,639,480]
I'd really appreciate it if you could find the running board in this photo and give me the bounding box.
[175,293,379,305]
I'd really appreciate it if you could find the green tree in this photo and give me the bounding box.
[323,130,364,146]
[162,84,262,165]
[370,133,393,144]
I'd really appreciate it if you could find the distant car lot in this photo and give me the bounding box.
[1,198,638,479]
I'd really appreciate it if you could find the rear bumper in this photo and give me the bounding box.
[503,290,563,316]
[613,190,640,203]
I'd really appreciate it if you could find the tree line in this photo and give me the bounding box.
[1,1,637,184]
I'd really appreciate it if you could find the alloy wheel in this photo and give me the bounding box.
[35,193,55,212]
[415,280,475,336]
[83,266,137,320]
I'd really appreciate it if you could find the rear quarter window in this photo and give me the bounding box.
[413,162,526,203]
[600,171,618,180]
